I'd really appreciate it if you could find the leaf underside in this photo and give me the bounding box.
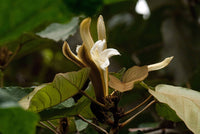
[149,84,200,134]
[19,68,90,112]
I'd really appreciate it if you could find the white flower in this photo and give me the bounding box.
[63,15,120,99]
[90,40,120,70]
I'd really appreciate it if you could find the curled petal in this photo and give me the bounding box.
[101,48,120,59]
[90,40,120,70]
[80,18,94,52]
[90,40,105,55]
[109,75,134,92]
[147,56,173,72]
[62,41,85,67]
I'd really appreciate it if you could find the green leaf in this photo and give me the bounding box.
[76,83,95,119]
[149,84,200,134]
[0,0,73,45]
[0,87,34,101]
[0,89,39,134]
[75,119,90,132]
[19,68,90,112]
[39,83,95,120]
[156,103,181,122]
[36,17,80,42]
[0,108,39,134]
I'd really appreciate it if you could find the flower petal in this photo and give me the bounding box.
[62,41,85,67]
[90,40,106,57]
[147,56,173,72]
[80,18,94,51]
[101,48,120,59]
[97,15,106,46]
[100,58,110,70]
[76,45,81,54]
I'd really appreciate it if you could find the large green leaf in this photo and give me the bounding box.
[19,68,90,112]
[39,82,95,120]
[0,89,39,134]
[0,0,73,45]
[149,84,200,134]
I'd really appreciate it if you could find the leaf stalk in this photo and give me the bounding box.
[120,100,156,128]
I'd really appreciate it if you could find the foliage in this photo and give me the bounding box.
[19,68,90,112]
[0,88,39,134]
[1,0,200,134]
[149,84,200,134]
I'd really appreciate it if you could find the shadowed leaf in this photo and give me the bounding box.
[39,83,95,120]
[0,89,39,134]
[19,68,90,112]
[109,66,148,92]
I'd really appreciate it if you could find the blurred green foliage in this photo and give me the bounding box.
[63,0,103,16]
[1,0,200,133]
[0,88,39,134]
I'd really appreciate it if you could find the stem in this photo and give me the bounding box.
[109,97,120,134]
[2,38,34,70]
[0,70,4,87]
[39,121,59,134]
[2,43,22,69]
[77,115,108,134]
[79,90,106,108]
[110,90,117,96]
[120,100,156,128]
[122,95,152,117]
[140,81,154,90]
[46,120,57,129]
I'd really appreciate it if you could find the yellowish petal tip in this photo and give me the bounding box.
[98,15,103,20]
[80,17,91,28]
[147,56,174,72]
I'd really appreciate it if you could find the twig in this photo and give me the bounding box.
[79,90,106,108]
[2,38,35,70]
[2,44,22,69]
[129,127,160,133]
[39,121,59,134]
[46,120,57,129]
[110,90,117,96]
[77,115,108,134]
[140,81,154,90]
[122,95,152,117]
[120,100,156,128]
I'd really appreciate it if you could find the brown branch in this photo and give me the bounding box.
[2,44,22,70]
[120,100,156,128]
[122,95,152,117]
[46,120,57,129]
[2,37,35,70]
[39,121,59,134]
[77,115,108,134]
